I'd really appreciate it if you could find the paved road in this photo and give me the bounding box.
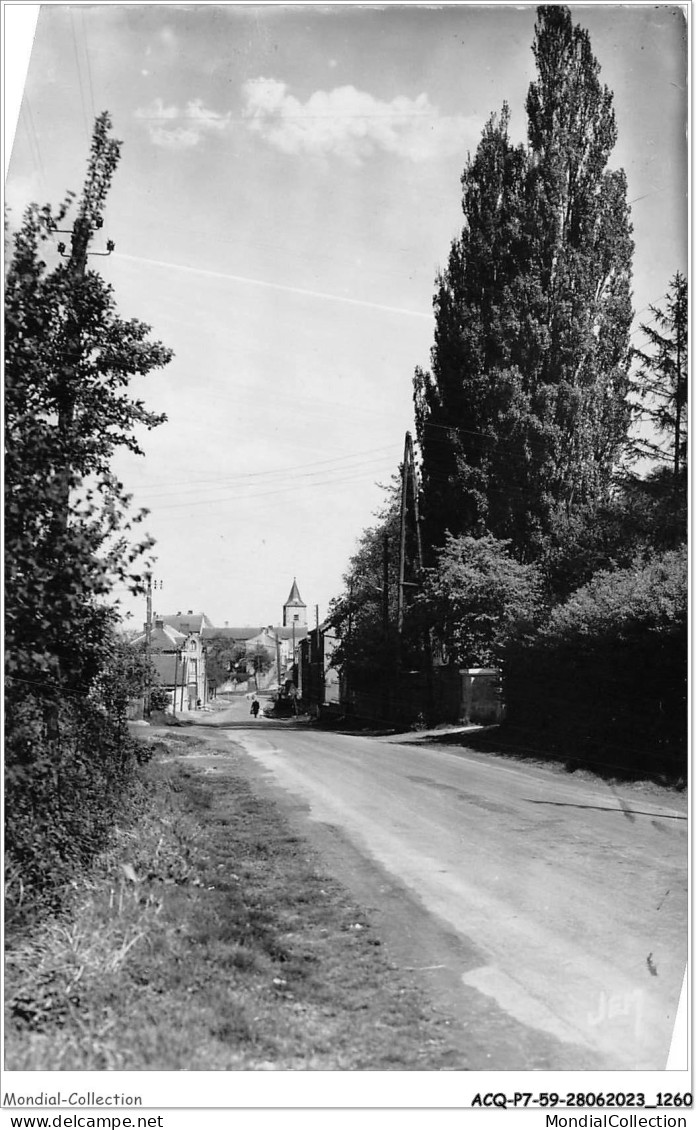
[190,699,687,1071]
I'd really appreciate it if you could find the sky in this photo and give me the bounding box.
[4,2,688,632]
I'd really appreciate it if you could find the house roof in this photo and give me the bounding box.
[160,612,214,634]
[202,624,308,643]
[152,654,188,686]
[284,578,306,608]
[132,624,185,651]
[274,625,309,641]
[202,627,265,641]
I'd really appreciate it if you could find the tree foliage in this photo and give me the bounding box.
[204,638,248,687]
[632,272,688,482]
[247,643,273,675]
[417,534,544,668]
[5,112,172,909]
[414,5,634,559]
[5,112,172,706]
[503,547,687,778]
[328,489,409,690]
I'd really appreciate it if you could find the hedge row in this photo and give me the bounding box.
[502,548,688,779]
[5,683,151,926]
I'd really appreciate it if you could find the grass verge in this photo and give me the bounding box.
[5,733,462,1070]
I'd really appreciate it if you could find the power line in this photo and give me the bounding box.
[129,443,400,495]
[140,451,400,501]
[79,10,97,122]
[146,466,396,512]
[20,96,48,200]
[69,9,91,143]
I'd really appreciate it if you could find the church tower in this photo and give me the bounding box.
[283,578,307,628]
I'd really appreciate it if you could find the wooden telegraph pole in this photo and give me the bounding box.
[382,533,390,722]
[395,430,433,722]
[397,430,425,629]
[145,574,153,716]
[144,575,162,716]
[397,433,409,634]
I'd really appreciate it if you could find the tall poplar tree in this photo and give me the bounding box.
[414,105,529,548]
[414,6,634,560]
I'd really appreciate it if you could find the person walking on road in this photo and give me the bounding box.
[250,697,260,719]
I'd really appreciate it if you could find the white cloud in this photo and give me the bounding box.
[242,78,480,164]
[135,97,231,149]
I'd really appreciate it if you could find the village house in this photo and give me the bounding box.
[134,612,209,712]
[297,619,340,717]
[199,580,310,691]
[134,583,310,707]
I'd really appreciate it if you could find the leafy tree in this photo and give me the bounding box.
[328,490,406,690]
[538,465,688,602]
[414,6,634,560]
[247,644,273,675]
[5,112,172,717]
[416,534,544,668]
[204,637,248,686]
[632,272,688,485]
[5,112,172,906]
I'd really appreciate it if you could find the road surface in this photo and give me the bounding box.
[188,699,687,1071]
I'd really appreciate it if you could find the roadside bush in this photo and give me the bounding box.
[502,547,687,779]
[417,533,545,667]
[5,632,152,927]
[149,686,170,713]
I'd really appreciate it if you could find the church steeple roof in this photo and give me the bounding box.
[285,577,305,608]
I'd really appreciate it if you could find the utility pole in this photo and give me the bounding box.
[397,432,410,633]
[396,430,432,723]
[382,533,390,722]
[382,536,390,637]
[145,574,153,716]
[407,432,424,573]
[397,430,425,629]
[346,579,354,711]
[673,284,685,498]
[315,605,323,708]
[144,575,162,717]
[409,434,434,723]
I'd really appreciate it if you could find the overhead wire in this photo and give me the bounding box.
[143,465,397,512]
[138,445,401,499]
[79,9,97,121]
[69,9,91,144]
[20,96,48,202]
